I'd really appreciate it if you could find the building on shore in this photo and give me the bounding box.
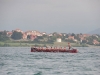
[57,38,62,42]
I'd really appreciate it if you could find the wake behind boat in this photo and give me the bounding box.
[31,47,78,53]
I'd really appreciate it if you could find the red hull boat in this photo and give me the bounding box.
[31,48,78,53]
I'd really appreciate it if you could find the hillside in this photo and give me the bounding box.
[89,28,100,35]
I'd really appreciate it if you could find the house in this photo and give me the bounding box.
[73,39,78,42]
[14,29,23,33]
[22,33,27,39]
[48,33,53,36]
[68,36,74,40]
[42,32,47,35]
[82,34,90,37]
[30,35,37,41]
[93,40,100,45]
[7,32,12,37]
[93,34,99,38]
[25,30,41,36]
[63,34,66,36]
[57,38,62,42]
[0,31,3,32]
[59,33,62,36]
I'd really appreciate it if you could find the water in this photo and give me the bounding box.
[0,47,100,75]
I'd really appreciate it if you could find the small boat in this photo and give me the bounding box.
[31,47,78,53]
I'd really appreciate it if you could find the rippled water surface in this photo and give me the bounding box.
[0,47,100,75]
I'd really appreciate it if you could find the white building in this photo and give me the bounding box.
[57,38,62,42]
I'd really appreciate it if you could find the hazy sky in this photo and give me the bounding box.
[0,0,100,33]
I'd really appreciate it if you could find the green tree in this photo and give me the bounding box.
[11,31,23,40]
[49,36,56,41]
[33,38,40,43]
[71,33,75,36]
[74,34,80,41]
[42,34,48,38]
[37,36,43,39]
[86,36,94,45]
[47,39,54,44]
[0,32,9,41]
[27,35,30,39]
[98,37,100,42]
[65,34,69,38]
[82,40,87,43]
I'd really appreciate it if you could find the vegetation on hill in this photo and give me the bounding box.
[0,31,9,41]
[11,31,23,40]
[0,31,100,47]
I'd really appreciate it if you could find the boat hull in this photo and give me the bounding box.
[31,48,78,53]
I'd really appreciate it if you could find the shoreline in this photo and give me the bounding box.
[0,45,100,48]
[0,41,100,47]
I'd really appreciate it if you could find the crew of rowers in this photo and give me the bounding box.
[31,42,71,50]
[31,46,67,50]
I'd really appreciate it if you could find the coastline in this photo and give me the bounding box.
[0,41,100,47]
[0,43,100,47]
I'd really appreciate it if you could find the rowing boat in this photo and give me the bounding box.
[31,47,78,53]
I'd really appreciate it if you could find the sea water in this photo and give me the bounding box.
[0,47,100,75]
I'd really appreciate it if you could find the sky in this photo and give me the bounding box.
[0,0,100,33]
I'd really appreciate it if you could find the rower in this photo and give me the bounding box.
[68,42,71,50]
[64,47,66,50]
